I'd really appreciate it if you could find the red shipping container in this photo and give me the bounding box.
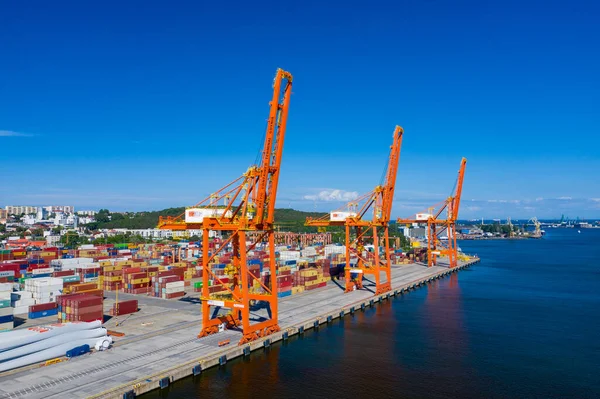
[76,289,104,298]
[111,299,138,315]
[71,296,102,308]
[29,302,58,312]
[70,283,99,292]
[123,267,142,274]
[165,292,185,299]
[53,270,75,277]
[74,313,103,322]
[129,287,150,295]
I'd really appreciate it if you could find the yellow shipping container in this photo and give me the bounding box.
[131,277,150,284]
[105,276,122,282]
[40,251,55,257]
[291,286,305,295]
[300,269,318,277]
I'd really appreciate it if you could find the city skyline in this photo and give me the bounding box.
[1,2,598,219]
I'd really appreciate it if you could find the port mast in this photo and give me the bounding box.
[305,126,403,295]
[398,157,467,268]
[158,68,293,344]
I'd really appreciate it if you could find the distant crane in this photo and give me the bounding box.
[157,68,293,344]
[507,217,514,238]
[398,158,467,268]
[529,217,542,238]
[305,126,403,294]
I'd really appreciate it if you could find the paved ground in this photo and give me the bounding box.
[0,262,461,399]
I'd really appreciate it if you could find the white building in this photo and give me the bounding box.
[44,205,74,214]
[53,213,78,228]
[5,206,39,215]
[23,215,37,225]
[78,216,95,224]
[77,210,97,216]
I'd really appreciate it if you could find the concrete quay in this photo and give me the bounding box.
[0,259,479,399]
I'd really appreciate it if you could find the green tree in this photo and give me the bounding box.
[95,209,111,223]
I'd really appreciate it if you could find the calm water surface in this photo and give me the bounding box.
[144,228,600,398]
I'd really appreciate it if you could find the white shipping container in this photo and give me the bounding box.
[0,283,13,292]
[12,298,35,307]
[0,307,14,316]
[12,306,29,315]
[0,321,14,331]
[11,291,33,301]
[32,268,54,275]
[415,213,433,221]
[185,208,233,223]
[165,281,185,289]
[279,251,301,261]
[329,211,357,222]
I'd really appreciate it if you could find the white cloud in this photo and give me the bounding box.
[303,189,359,202]
[590,198,600,202]
[0,130,32,137]
[535,197,544,202]
[467,206,482,212]
[556,196,572,200]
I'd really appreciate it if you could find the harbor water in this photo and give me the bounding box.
[143,228,600,398]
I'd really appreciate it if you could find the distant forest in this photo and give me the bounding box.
[84,208,329,233]
[82,207,405,237]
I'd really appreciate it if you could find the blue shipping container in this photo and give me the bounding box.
[0,315,14,324]
[277,291,292,298]
[66,344,90,358]
[28,308,59,319]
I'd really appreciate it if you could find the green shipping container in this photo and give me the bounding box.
[61,275,81,283]
[0,300,11,308]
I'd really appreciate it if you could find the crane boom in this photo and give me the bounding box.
[255,69,293,226]
[379,126,403,223]
[449,158,467,221]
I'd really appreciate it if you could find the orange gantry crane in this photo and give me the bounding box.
[305,126,403,295]
[397,157,467,268]
[157,68,293,344]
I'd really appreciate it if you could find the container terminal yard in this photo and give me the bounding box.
[0,69,478,398]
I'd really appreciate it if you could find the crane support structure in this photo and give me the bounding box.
[397,157,467,268]
[157,68,293,344]
[306,126,403,295]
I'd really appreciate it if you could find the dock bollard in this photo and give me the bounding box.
[350,307,355,314]
[282,331,289,341]
[243,346,251,356]
[370,299,374,307]
[298,326,304,334]
[327,315,332,323]
[193,364,202,376]
[314,320,319,329]
[219,355,227,366]
[339,310,345,318]
[263,339,271,348]
[361,303,365,310]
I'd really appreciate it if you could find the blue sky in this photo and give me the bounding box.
[1,1,599,219]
